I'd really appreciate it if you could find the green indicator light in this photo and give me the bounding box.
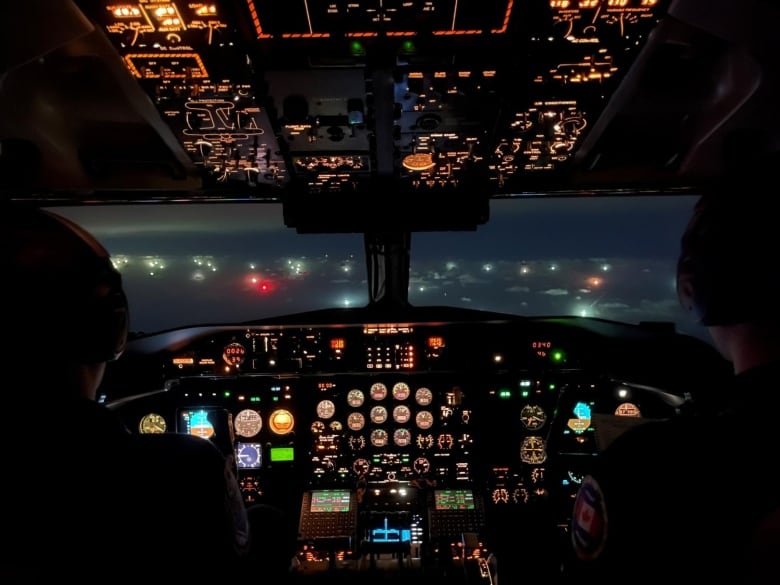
[552,350,564,362]
[223,391,231,397]
[548,383,556,390]
[498,389,512,399]
[272,396,279,402]
[400,40,416,54]
[521,390,529,398]
[350,41,365,56]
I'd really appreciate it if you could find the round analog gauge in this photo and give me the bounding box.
[393,428,412,447]
[370,405,388,424]
[316,399,336,419]
[236,443,262,469]
[413,457,430,474]
[393,405,411,424]
[370,428,388,447]
[415,387,433,406]
[139,413,167,434]
[416,434,434,449]
[520,404,547,431]
[437,433,454,449]
[615,402,641,417]
[222,342,247,366]
[348,435,366,451]
[347,389,365,407]
[392,382,411,400]
[353,458,370,475]
[329,420,342,431]
[520,436,547,464]
[311,421,325,434]
[268,409,295,435]
[370,382,388,401]
[415,410,434,430]
[234,409,262,437]
[347,412,365,431]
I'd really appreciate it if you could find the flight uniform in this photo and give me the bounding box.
[568,361,780,584]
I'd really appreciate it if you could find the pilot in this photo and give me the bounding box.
[2,203,250,582]
[567,191,780,583]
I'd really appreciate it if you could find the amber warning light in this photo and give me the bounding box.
[428,336,445,349]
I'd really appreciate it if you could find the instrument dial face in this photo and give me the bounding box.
[329,420,342,431]
[268,409,294,434]
[615,402,641,417]
[415,410,434,430]
[370,406,388,424]
[520,404,547,431]
[413,457,430,474]
[353,458,370,475]
[316,399,336,419]
[139,413,167,434]
[347,412,365,431]
[347,389,365,407]
[348,435,366,451]
[370,429,388,447]
[234,409,262,437]
[393,405,411,423]
[392,382,411,400]
[311,421,325,434]
[520,436,547,464]
[236,443,262,469]
[415,387,433,406]
[393,428,412,447]
[370,382,388,401]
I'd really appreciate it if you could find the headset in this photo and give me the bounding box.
[4,203,128,363]
[676,194,776,326]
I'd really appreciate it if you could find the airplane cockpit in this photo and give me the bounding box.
[2,0,776,583]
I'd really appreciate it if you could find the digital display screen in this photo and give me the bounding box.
[178,408,221,439]
[235,442,263,469]
[310,490,352,513]
[434,489,475,510]
[269,445,294,462]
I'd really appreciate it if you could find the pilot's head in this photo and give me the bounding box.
[2,203,128,397]
[676,192,778,329]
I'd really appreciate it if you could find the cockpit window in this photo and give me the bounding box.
[50,194,705,343]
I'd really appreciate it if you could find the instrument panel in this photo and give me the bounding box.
[106,314,722,580]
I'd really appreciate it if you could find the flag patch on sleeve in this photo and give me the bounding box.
[571,474,607,560]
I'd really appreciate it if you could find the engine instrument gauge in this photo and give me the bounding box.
[520,404,547,430]
[234,409,262,437]
[393,428,412,446]
[329,420,342,431]
[392,381,411,400]
[370,428,388,447]
[139,413,167,434]
[370,382,388,401]
[415,410,434,430]
[415,387,433,406]
[347,412,365,431]
[370,405,388,424]
[311,421,325,434]
[347,388,365,407]
[393,405,411,423]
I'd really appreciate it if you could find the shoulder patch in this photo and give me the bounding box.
[571,474,608,561]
